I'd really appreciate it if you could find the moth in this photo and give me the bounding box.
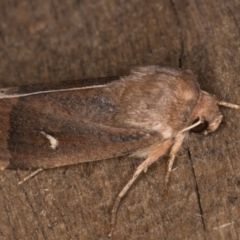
[0,66,239,237]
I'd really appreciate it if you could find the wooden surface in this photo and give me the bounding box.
[0,0,240,239]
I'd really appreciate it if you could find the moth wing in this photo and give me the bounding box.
[0,87,162,170]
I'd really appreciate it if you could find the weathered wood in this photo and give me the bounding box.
[0,0,240,239]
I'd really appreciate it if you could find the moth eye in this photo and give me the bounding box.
[190,117,209,133]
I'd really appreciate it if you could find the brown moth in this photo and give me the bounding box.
[0,66,239,237]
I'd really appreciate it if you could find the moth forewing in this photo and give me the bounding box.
[0,66,239,237]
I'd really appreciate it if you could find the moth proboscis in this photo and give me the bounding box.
[0,66,239,237]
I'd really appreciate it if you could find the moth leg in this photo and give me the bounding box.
[180,117,204,133]
[165,118,205,183]
[18,168,43,185]
[165,120,205,186]
[165,133,186,185]
[109,138,173,237]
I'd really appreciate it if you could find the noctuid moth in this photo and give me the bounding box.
[0,66,239,237]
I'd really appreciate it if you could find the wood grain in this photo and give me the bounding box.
[0,0,240,239]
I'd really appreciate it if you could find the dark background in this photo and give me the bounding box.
[0,0,240,239]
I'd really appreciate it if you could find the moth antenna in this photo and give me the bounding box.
[18,168,43,185]
[217,100,240,110]
[109,138,173,238]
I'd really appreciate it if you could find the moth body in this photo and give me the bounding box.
[0,66,223,170]
[0,66,236,237]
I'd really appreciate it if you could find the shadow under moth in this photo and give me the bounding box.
[0,66,239,237]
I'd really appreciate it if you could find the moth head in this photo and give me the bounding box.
[190,91,223,135]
